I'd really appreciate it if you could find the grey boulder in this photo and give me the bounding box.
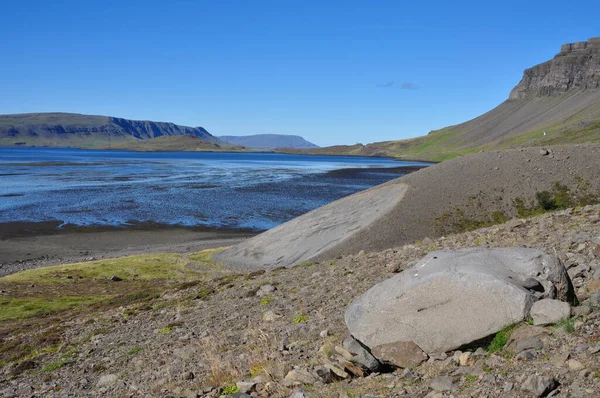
[530,299,571,326]
[345,248,574,354]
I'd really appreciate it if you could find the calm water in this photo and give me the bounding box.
[0,147,430,231]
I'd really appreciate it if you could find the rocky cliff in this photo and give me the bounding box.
[509,37,600,99]
[0,113,222,147]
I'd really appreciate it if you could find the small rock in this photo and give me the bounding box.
[109,275,123,282]
[342,336,381,371]
[319,330,328,338]
[572,305,591,317]
[550,351,570,366]
[182,371,194,380]
[282,369,317,387]
[428,376,457,392]
[334,346,354,361]
[96,374,118,387]
[324,363,349,379]
[530,299,571,326]
[458,352,472,366]
[262,310,282,322]
[540,148,549,156]
[567,359,585,371]
[516,337,543,353]
[520,375,558,397]
[236,381,256,393]
[372,341,428,368]
[288,389,306,398]
[339,360,364,377]
[504,382,514,393]
[515,350,536,361]
[589,293,600,309]
[314,366,333,383]
[256,284,276,297]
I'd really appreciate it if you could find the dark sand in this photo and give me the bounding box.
[0,222,256,277]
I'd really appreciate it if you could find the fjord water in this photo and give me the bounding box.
[0,147,429,231]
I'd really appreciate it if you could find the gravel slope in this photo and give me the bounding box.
[217,144,600,269]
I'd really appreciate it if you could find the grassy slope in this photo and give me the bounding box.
[283,90,600,162]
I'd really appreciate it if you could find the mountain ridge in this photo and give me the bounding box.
[0,112,222,148]
[218,134,319,149]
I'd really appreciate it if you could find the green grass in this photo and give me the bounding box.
[40,359,73,372]
[487,324,518,353]
[293,315,309,324]
[0,296,105,321]
[186,247,227,265]
[553,318,576,333]
[222,383,240,395]
[1,254,191,283]
[260,297,273,306]
[126,346,144,355]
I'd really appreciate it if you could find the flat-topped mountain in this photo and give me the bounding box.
[285,37,600,161]
[0,113,223,148]
[510,37,600,99]
[218,134,319,149]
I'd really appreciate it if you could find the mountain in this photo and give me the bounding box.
[0,113,224,148]
[218,134,319,149]
[284,37,600,161]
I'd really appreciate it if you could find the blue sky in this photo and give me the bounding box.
[1,1,598,146]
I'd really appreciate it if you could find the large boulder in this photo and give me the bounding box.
[345,248,574,354]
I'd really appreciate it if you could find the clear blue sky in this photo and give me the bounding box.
[1,1,598,146]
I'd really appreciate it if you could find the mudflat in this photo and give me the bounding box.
[0,222,255,277]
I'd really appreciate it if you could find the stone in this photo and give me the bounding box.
[458,352,472,366]
[516,337,543,353]
[504,382,514,393]
[256,284,276,297]
[345,248,574,353]
[288,390,306,398]
[588,280,600,293]
[109,275,123,282]
[96,374,118,387]
[236,381,256,393]
[319,330,328,338]
[530,299,571,326]
[334,346,354,361]
[282,370,317,387]
[550,352,570,366]
[428,376,457,392]
[339,360,364,377]
[371,341,428,368]
[520,375,558,397]
[324,363,349,378]
[342,336,381,371]
[262,310,282,322]
[590,293,600,309]
[540,148,550,156]
[314,366,333,383]
[506,325,548,352]
[567,359,585,371]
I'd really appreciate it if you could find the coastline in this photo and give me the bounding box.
[0,222,257,277]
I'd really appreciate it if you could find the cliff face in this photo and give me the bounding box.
[509,37,600,99]
[0,113,222,146]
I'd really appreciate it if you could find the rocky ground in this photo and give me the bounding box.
[1,204,599,397]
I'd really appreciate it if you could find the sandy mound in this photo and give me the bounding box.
[216,144,600,269]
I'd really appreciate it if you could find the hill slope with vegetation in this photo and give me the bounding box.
[284,37,600,161]
[0,113,224,149]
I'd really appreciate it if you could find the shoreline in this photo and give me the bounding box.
[0,223,257,277]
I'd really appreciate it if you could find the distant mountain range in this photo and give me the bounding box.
[218,134,319,149]
[0,113,223,149]
[0,113,319,152]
